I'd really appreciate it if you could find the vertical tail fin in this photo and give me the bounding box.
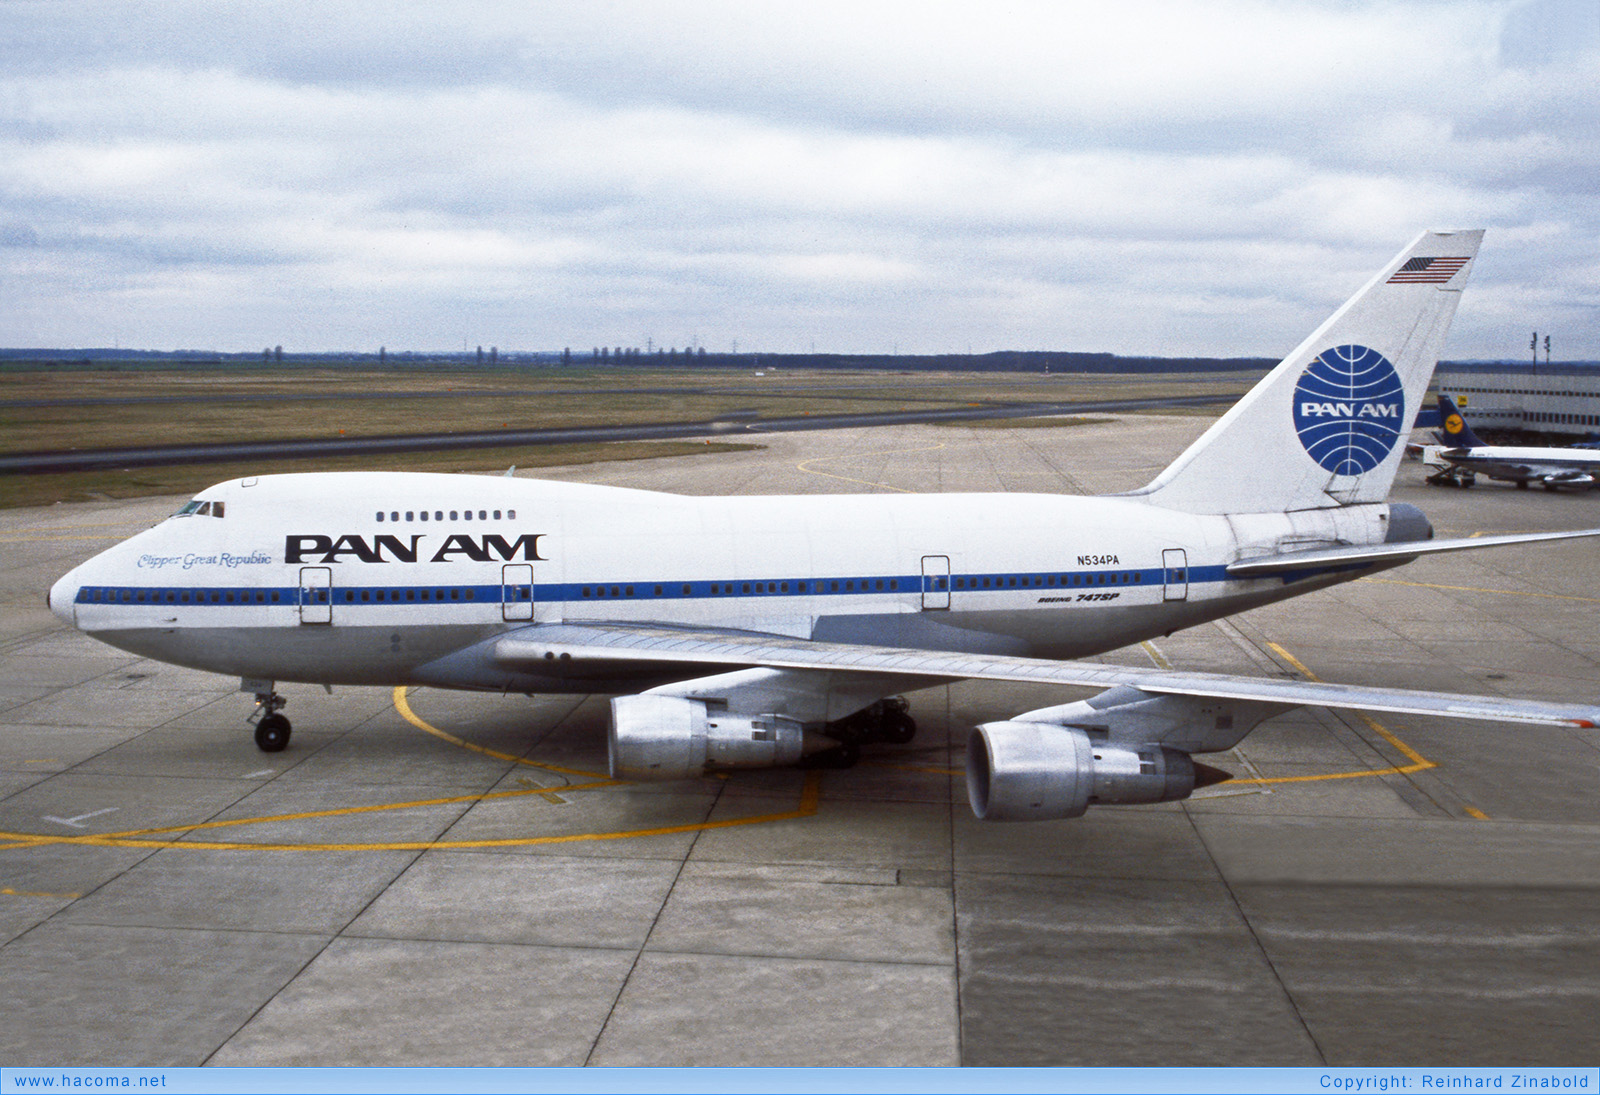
[1131,230,1484,514]
[1436,394,1488,448]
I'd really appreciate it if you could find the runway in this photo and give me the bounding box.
[3,414,1599,1066]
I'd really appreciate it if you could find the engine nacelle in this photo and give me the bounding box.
[966,722,1197,821]
[609,694,808,780]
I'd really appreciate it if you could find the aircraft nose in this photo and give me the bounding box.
[48,568,81,626]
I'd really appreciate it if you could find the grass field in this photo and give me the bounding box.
[0,365,1252,507]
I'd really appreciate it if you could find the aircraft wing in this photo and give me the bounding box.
[494,623,1600,729]
[1226,527,1600,577]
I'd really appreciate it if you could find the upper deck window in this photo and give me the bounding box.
[377,505,515,523]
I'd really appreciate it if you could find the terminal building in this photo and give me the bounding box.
[1431,361,1600,438]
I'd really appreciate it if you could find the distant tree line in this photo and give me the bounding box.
[576,347,1278,374]
[4,346,1594,377]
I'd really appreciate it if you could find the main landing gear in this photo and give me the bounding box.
[249,686,291,752]
[802,696,917,769]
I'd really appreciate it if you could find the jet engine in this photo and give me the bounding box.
[966,721,1199,821]
[609,694,814,780]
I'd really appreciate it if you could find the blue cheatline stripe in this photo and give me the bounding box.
[72,564,1239,610]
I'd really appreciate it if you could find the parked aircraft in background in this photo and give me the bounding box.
[48,231,1600,823]
[1428,394,1600,490]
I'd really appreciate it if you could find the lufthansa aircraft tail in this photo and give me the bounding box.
[1435,393,1489,448]
[1131,230,1484,515]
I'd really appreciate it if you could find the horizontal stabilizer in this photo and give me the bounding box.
[1226,527,1600,577]
[493,623,1600,730]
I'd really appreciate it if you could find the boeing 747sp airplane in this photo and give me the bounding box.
[47,231,1600,822]
[1429,393,1600,490]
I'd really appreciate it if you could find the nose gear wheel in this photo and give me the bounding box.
[248,689,292,752]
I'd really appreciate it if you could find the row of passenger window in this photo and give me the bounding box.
[79,587,280,605]
[574,572,1145,599]
[79,586,504,606]
[334,587,484,603]
[1527,411,1600,426]
[580,577,905,598]
[956,572,1144,589]
[375,509,517,523]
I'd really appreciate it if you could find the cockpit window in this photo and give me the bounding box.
[173,500,225,518]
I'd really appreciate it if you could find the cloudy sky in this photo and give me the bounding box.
[1,0,1596,358]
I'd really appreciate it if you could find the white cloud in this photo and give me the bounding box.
[0,0,1596,356]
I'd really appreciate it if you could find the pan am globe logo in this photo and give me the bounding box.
[1292,345,1406,476]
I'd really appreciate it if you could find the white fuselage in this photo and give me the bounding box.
[50,471,1393,690]
[1442,444,1600,485]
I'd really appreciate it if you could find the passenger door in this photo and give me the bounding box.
[298,566,333,624]
[1162,549,1188,602]
[501,563,534,622]
[921,555,951,610]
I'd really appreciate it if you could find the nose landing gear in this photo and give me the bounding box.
[248,686,291,752]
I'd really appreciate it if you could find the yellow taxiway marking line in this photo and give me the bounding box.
[392,686,606,778]
[1465,806,1491,820]
[1220,642,1436,788]
[0,693,823,852]
[1264,643,1433,768]
[1,887,84,899]
[1360,577,1600,605]
[794,442,948,493]
[861,760,961,776]
[1140,635,1439,790]
[1140,640,1173,670]
[0,781,620,848]
[865,640,1450,794]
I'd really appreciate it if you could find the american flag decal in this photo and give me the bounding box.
[1387,256,1470,283]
